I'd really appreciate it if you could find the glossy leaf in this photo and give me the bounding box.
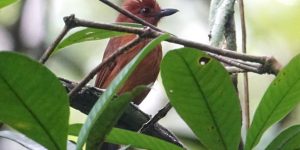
[0,52,69,150]
[76,34,169,150]
[245,54,300,150]
[161,48,241,150]
[55,23,143,52]
[69,124,182,150]
[266,125,300,150]
[0,0,17,9]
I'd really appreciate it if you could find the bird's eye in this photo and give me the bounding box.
[140,7,151,14]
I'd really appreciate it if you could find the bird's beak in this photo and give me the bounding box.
[156,8,179,18]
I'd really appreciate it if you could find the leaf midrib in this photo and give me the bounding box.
[249,74,300,149]
[0,73,60,150]
[176,52,227,150]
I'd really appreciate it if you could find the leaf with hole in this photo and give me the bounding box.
[76,34,170,150]
[245,54,300,150]
[161,48,241,150]
[0,52,69,150]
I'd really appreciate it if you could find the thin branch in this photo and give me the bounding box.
[68,36,143,98]
[239,0,250,129]
[226,67,247,73]
[65,16,281,74]
[39,26,69,64]
[54,15,280,74]
[99,0,162,32]
[39,15,79,64]
[209,53,261,73]
[140,103,172,133]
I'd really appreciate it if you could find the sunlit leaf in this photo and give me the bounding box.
[76,34,170,150]
[0,52,69,150]
[161,48,241,150]
[245,54,300,150]
[55,23,143,52]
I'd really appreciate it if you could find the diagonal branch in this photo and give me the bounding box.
[68,36,143,98]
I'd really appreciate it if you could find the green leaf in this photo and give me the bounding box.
[161,48,241,150]
[69,124,182,150]
[113,22,143,28]
[266,125,300,150]
[55,23,143,52]
[0,0,17,9]
[0,52,69,150]
[76,34,170,150]
[245,54,300,150]
[107,128,183,150]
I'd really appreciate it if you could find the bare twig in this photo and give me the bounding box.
[140,103,172,133]
[39,26,69,64]
[226,67,246,73]
[68,36,143,98]
[50,15,280,75]
[99,0,162,32]
[209,53,261,73]
[39,15,79,64]
[65,16,281,74]
[239,0,250,129]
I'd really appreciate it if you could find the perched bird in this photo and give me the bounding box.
[95,0,178,104]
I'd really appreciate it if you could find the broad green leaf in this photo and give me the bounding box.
[0,52,69,150]
[0,0,17,9]
[161,48,241,150]
[76,34,170,150]
[245,54,300,150]
[69,124,182,150]
[266,125,300,150]
[55,23,143,52]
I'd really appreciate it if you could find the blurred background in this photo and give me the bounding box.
[0,0,299,149]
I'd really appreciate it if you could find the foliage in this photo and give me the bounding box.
[1,0,300,149]
[0,52,69,150]
[69,124,182,150]
[161,48,241,149]
[0,0,17,9]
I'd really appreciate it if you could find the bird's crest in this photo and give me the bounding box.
[123,0,159,10]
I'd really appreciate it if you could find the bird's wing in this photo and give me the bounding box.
[94,38,119,88]
[95,35,136,88]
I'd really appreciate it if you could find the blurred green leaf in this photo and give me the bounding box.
[113,22,143,28]
[69,124,182,150]
[245,54,300,150]
[0,0,17,9]
[266,125,300,150]
[76,34,169,150]
[161,48,241,150]
[0,52,69,150]
[55,23,143,52]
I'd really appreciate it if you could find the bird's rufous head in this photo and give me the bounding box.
[116,0,178,26]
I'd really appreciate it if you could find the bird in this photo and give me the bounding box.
[95,0,178,104]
